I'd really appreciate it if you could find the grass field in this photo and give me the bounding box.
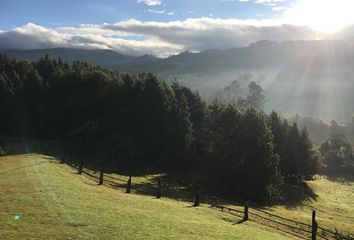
[0,154,293,240]
[266,176,354,236]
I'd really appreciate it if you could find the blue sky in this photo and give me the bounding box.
[1,0,354,57]
[0,0,293,30]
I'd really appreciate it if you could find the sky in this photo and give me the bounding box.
[1,0,354,57]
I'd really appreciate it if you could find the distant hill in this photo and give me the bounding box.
[0,48,158,70]
[138,40,354,122]
[2,40,354,121]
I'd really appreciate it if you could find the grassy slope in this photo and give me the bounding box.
[267,177,354,235]
[0,154,291,240]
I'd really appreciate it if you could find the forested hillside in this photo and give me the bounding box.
[3,40,354,122]
[0,54,338,202]
[0,48,157,70]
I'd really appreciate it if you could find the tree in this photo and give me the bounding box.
[172,81,207,132]
[246,81,265,110]
[238,109,282,200]
[167,91,193,170]
[224,80,241,103]
[298,128,319,179]
[0,53,324,202]
[236,81,265,111]
[269,111,287,159]
[320,120,353,173]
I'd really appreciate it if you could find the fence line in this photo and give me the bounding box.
[211,204,312,240]
[252,207,312,228]
[249,210,312,234]
[60,157,353,240]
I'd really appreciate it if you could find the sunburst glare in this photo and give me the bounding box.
[284,0,354,33]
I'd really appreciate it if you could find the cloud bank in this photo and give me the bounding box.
[0,18,352,57]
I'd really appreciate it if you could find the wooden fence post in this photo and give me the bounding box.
[78,160,83,175]
[243,204,249,221]
[126,176,131,193]
[193,191,200,207]
[311,210,318,240]
[156,178,161,199]
[99,171,104,185]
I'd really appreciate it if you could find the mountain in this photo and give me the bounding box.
[135,40,354,123]
[0,48,158,70]
[2,40,354,122]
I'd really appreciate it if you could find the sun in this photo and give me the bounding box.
[284,0,354,33]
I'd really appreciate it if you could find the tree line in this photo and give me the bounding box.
[0,54,320,201]
[285,115,354,176]
[319,120,354,175]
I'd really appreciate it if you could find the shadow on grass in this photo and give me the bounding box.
[115,174,197,203]
[233,219,247,225]
[325,174,354,183]
[26,150,321,210]
[278,182,318,210]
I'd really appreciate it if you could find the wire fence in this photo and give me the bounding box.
[61,157,354,240]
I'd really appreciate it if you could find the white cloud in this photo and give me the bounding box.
[255,0,287,8]
[272,6,288,12]
[1,18,353,57]
[146,9,165,14]
[137,0,162,6]
[0,23,182,57]
[102,18,319,52]
[219,0,247,2]
[255,0,288,12]
[255,0,286,4]
[145,9,176,16]
[0,23,70,50]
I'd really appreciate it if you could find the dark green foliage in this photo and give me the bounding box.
[195,105,282,200]
[320,120,354,174]
[246,81,265,110]
[269,112,319,183]
[289,115,330,145]
[236,81,265,111]
[0,54,321,202]
[298,128,319,179]
[236,109,282,200]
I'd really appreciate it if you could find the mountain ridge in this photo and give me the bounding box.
[1,40,354,121]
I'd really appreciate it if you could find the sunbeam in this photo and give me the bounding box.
[284,0,354,33]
